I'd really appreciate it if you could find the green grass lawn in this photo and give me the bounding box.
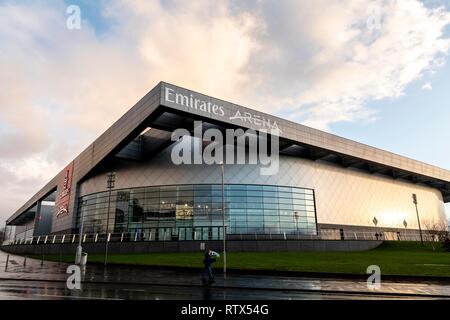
[35,241,450,277]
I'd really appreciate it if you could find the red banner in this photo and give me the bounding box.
[55,161,74,219]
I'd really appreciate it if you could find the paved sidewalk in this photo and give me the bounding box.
[1,250,449,299]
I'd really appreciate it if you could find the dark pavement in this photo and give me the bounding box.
[1,250,449,300]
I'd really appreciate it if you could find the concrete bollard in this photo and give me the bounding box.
[80,252,88,266]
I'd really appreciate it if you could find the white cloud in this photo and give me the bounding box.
[238,0,450,129]
[0,0,259,223]
[0,0,449,225]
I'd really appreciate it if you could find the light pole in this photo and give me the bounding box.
[412,193,424,246]
[403,219,408,241]
[104,172,116,266]
[24,220,30,244]
[75,199,87,264]
[220,162,226,279]
[1,222,5,245]
[372,216,378,240]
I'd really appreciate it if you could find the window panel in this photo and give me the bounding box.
[279,198,293,204]
[247,202,263,209]
[279,204,293,210]
[263,197,278,204]
[246,191,262,197]
[247,215,263,221]
[263,191,278,198]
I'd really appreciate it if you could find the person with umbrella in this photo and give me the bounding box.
[202,249,220,285]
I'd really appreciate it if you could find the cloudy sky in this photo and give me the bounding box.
[1,0,450,226]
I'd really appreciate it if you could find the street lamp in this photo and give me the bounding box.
[104,172,116,266]
[220,162,226,279]
[24,219,30,244]
[1,221,5,245]
[372,216,379,240]
[75,199,87,264]
[294,211,299,237]
[412,193,424,246]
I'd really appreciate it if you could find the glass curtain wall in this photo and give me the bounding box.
[76,184,317,240]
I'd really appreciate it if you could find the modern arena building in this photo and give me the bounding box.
[4,82,450,249]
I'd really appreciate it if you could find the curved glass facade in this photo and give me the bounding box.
[76,184,317,241]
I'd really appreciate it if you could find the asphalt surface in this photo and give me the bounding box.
[1,250,449,300]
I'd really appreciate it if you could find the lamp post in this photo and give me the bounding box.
[403,219,408,241]
[220,162,226,279]
[75,199,87,264]
[412,193,424,246]
[1,221,5,245]
[3,222,7,244]
[104,172,116,266]
[24,220,30,244]
[372,216,379,240]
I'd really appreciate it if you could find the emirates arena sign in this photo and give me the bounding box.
[164,86,280,132]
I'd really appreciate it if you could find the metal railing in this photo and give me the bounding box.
[1,228,443,246]
[322,230,442,242]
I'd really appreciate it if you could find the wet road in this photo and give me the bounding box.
[1,250,449,300]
